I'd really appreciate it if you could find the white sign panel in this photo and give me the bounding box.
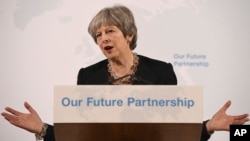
[54,85,202,123]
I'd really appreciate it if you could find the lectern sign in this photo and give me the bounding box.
[54,85,202,123]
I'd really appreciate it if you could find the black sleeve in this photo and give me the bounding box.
[200,120,211,141]
[163,63,177,85]
[44,124,56,141]
[77,68,85,85]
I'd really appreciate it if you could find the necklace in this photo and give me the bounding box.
[108,53,139,84]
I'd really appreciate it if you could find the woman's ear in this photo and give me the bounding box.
[126,35,134,43]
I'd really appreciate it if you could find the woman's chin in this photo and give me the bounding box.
[105,53,116,60]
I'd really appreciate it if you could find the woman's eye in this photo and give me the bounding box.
[96,33,101,38]
[107,29,114,34]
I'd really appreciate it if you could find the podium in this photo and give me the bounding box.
[54,85,203,141]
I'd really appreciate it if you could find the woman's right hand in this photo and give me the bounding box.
[1,101,44,134]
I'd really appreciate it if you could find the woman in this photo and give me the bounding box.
[1,4,249,141]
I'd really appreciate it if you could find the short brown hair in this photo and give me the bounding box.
[88,4,138,50]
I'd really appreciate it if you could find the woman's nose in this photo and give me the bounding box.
[101,34,110,44]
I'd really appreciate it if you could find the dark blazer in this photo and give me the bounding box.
[77,55,177,85]
[44,55,210,141]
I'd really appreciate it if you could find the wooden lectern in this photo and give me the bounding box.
[54,85,203,141]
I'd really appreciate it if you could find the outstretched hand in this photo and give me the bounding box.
[1,102,44,134]
[206,100,249,133]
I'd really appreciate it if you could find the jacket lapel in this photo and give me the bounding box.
[133,56,157,84]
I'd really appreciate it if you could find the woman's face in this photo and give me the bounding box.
[95,25,132,59]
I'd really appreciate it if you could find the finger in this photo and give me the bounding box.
[4,107,23,116]
[24,101,36,114]
[233,118,250,125]
[231,114,249,124]
[2,112,29,129]
[235,114,249,120]
[8,118,23,128]
[2,112,19,123]
[219,100,231,113]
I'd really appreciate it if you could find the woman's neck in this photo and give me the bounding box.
[109,52,134,77]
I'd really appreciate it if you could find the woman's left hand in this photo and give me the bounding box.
[206,100,249,133]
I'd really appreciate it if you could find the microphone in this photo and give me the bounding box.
[107,74,132,84]
[130,75,153,84]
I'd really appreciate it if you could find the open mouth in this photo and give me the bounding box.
[104,46,113,50]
